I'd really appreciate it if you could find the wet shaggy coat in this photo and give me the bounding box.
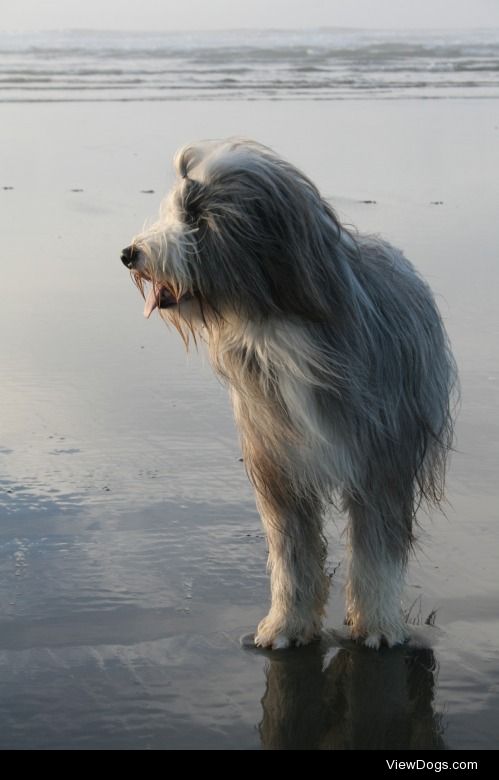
[123,139,457,648]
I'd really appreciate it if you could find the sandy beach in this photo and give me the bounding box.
[0,96,498,749]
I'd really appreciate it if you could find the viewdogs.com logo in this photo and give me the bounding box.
[386,761,478,772]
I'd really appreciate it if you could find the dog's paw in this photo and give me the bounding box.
[254,617,291,649]
[254,613,320,650]
[362,632,384,649]
[350,622,409,649]
[254,631,292,650]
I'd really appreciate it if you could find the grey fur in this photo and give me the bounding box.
[123,138,458,649]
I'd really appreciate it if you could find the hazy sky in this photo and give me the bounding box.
[2,0,499,31]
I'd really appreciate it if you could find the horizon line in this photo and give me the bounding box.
[1,25,498,34]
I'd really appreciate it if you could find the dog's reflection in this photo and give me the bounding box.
[258,638,445,750]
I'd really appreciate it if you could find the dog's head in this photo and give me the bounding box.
[121,138,344,340]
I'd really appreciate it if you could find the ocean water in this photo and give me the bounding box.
[0,27,498,102]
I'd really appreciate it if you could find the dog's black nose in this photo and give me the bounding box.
[121,245,139,269]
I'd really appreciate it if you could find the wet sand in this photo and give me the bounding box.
[0,99,498,749]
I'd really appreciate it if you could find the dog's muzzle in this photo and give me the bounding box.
[120,244,194,317]
[121,245,140,269]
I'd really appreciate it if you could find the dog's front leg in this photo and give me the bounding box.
[253,488,329,650]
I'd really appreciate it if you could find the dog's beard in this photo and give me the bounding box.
[132,269,211,350]
[143,282,194,318]
[132,271,194,319]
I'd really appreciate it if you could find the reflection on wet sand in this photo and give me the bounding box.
[258,640,445,750]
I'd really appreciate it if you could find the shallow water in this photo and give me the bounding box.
[0,99,498,749]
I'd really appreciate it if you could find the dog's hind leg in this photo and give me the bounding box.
[253,487,329,650]
[343,489,413,649]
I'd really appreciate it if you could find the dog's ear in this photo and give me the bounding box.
[180,177,205,225]
[175,143,192,179]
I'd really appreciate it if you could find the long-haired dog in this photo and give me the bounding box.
[121,139,457,650]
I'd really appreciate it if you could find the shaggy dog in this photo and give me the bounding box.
[121,139,457,650]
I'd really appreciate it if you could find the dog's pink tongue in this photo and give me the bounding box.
[144,286,159,319]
